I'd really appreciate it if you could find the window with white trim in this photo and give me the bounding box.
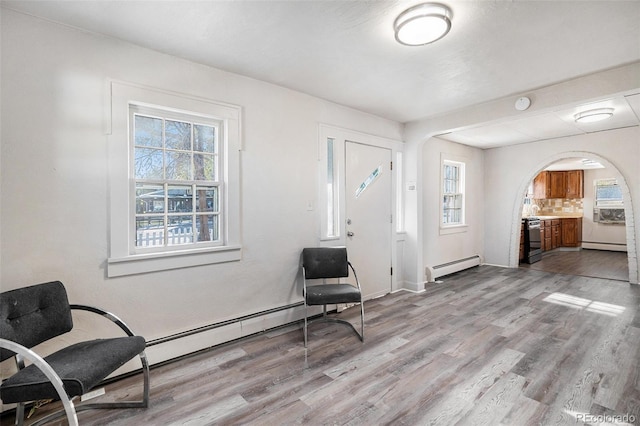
[396,151,404,232]
[325,138,339,238]
[107,81,241,277]
[131,106,222,251]
[595,178,623,207]
[442,160,465,226]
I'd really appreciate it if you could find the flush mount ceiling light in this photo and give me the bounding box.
[581,159,604,168]
[394,3,452,46]
[574,108,614,123]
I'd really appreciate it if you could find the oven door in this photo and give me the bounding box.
[525,221,542,264]
[528,224,541,251]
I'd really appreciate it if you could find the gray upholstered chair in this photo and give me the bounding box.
[0,281,149,426]
[302,247,364,347]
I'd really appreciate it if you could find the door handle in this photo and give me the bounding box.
[347,231,354,237]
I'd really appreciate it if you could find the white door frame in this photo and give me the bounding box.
[317,124,404,294]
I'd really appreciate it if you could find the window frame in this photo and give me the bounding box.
[130,105,224,253]
[594,178,624,208]
[107,81,242,277]
[440,155,466,233]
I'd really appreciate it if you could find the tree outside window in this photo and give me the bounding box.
[132,107,222,249]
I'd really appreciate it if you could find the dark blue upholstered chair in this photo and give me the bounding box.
[0,281,149,425]
[302,247,364,347]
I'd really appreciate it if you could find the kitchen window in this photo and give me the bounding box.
[442,159,465,227]
[595,178,623,207]
[593,178,625,224]
[107,81,242,277]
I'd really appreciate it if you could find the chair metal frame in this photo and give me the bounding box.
[0,304,149,426]
[302,255,364,348]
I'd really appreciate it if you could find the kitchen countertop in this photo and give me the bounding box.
[524,214,584,219]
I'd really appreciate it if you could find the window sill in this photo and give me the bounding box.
[107,245,242,277]
[440,224,468,235]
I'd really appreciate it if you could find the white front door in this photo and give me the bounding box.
[345,141,392,299]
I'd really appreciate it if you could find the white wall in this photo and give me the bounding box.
[582,168,627,249]
[0,10,402,364]
[422,138,484,278]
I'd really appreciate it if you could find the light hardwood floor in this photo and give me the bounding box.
[3,265,640,425]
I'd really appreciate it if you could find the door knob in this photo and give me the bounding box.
[347,231,354,237]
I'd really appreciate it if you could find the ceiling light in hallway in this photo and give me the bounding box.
[394,3,453,46]
[574,108,614,123]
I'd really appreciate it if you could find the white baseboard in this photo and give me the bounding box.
[581,242,627,252]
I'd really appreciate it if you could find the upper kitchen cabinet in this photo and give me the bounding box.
[533,170,584,199]
[549,171,566,198]
[533,171,549,199]
[565,170,584,198]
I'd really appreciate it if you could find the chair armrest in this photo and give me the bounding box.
[70,304,138,339]
[348,262,362,291]
[0,339,79,426]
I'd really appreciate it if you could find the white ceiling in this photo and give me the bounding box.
[438,93,640,149]
[2,0,640,148]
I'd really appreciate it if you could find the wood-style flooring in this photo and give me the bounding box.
[520,249,629,282]
[3,265,640,425]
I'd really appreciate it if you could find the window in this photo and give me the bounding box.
[319,131,341,241]
[132,106,222,251]
[326,138,339,238]
[595,178,623,207]
[396,151,404,232]
[442,159,465,226]
[107,81,241,277]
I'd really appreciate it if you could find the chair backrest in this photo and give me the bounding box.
[302,247,349,279]
[0,281,73,362]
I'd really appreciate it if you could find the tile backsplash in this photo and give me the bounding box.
[537,198,583,215]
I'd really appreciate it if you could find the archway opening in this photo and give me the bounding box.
[512,152,637,284]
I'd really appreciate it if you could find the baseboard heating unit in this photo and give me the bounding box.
[425,255,482,282]
[581,242,627,252]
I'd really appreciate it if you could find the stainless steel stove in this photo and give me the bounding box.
[523,217,542,264]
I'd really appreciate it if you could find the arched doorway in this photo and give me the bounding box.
[510,151,637,284]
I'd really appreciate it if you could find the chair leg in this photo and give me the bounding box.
[360,301,365,342]
[14,402,25,426]
[304,303,308,348]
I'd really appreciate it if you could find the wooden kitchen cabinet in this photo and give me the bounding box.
[565,170,584,198]
[542,220,552,251]
[561,217,583,247]
[551,219,561,249]
[540,218,582,251]
[533,171,549,199]
[532,170,584,199]
[548,172,566,199]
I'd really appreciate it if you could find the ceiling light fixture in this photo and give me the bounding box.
[574,108,614,123]
[394,3,452,46]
